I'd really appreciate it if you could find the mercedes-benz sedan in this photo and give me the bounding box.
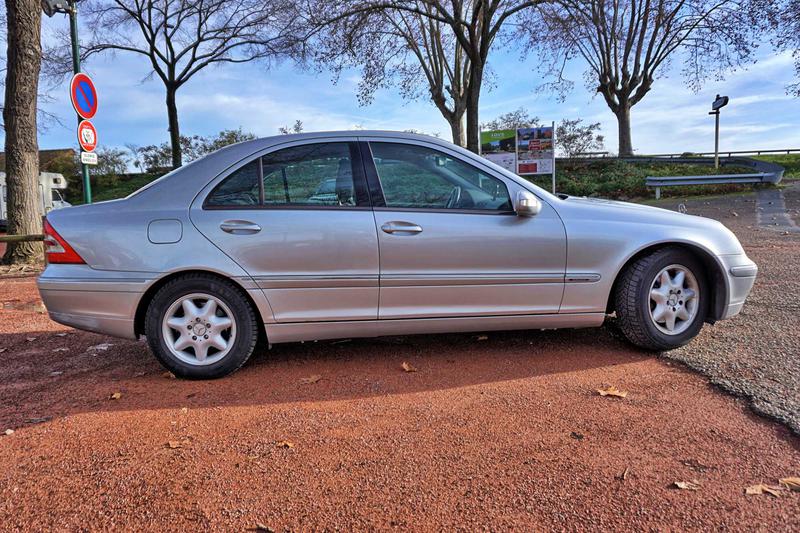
[38,131,757,379]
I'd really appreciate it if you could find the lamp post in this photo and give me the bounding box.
[42,0,92,204]
[709,94,729,169]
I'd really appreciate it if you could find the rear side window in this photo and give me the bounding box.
[205,142,365,208]
[262,143,356,207]
[205,160,260,207]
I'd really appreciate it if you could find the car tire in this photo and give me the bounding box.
[144,273,259,379]
[615,247,709,351]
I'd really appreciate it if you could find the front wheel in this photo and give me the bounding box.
[615,247,709,351]
[144,274,259,379]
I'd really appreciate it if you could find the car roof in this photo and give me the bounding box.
[130,130,556,207]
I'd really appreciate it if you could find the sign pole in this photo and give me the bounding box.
[551,120,556,194]
[713,111,720,169]
[69,1,92,204]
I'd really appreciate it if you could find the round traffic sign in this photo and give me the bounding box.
[70,73,98,120]
[77,120,98,152]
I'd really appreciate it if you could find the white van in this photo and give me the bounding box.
[0,172,71,231]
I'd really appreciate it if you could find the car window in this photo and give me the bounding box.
[369,142,512,211]
[205,160,260,207]
[262,143,356,207]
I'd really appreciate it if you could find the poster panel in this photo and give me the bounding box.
[516,126,554,175]
[479,129,517,173]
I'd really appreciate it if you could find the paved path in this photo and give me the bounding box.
[757,185,800,233]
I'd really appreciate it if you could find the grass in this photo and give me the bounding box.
[526,159,756,200]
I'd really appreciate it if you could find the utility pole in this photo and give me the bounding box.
[42,0,92,203]
[709,94,729,169]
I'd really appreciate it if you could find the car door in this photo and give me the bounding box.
[362,139,567,320]
[190,139,379,323]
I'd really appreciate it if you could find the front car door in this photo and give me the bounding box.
[190,139,379,323]
[362,138,567,320]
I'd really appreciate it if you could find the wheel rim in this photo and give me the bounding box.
[161,293,236,366]
[648,264,700,336]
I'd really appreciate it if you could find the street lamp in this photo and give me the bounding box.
[709,94,729,169]
[42,0,92,204]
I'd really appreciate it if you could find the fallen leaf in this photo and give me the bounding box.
[779,477,800,491]
[276,440,295,449]
[110,392,122,400]
[162,371,176,379]
[401,361,417,373]
[249,523,275,533]
[673,480,701,491]
[3,429,13,436]
[745,483,781,497]
[26,337,37,342]
[52,347,69,353]
[89,343,113,351]
[299,374,322,385]
[49,371,63,377]
[570,431,584,440]
[55,333,68,337]
[180,407,188,414]
[618,467,630,481]
[0,348,6,353]
[597,386,628,398]
[476,335,488,341]
[167,441,182,449]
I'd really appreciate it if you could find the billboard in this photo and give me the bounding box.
[479,129,516,173]
[516,126,554,175]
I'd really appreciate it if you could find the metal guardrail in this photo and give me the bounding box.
[645,173,775,199]
[0,234,44,243]
[644,148,800,158]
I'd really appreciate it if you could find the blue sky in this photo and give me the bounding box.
[19,15,800,157]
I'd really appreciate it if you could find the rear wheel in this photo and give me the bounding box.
[145,274,259,379]
[615,248,709,351]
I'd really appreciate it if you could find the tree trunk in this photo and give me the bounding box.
[166,86,182,168]
[615,105,634,157]
[465,88,480,154]
[2,0,43,265]
[464,63,484,154]
[449,113,466,147]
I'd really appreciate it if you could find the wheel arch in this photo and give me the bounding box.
[605,241,728,323]
[134,269,266,340]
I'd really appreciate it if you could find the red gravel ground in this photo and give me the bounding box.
[0,275,798,530]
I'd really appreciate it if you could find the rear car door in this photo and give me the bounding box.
[362,139,567,320]
[190,139,379,323]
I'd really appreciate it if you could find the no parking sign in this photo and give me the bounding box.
[70,73,98,120]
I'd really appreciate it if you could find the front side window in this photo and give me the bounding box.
[205,142,362,208]
[369,143,512,211]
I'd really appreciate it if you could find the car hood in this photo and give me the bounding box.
[554,195,746,255]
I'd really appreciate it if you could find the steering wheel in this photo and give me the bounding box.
[445,186,463,209]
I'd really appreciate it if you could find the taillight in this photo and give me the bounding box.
[43,219,85,264]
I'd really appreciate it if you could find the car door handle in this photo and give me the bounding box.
[220,220,261,234]
[381,221,423,235]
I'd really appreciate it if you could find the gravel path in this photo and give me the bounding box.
[652,182,800,434]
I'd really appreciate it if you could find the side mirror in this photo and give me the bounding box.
[514,190,542,217]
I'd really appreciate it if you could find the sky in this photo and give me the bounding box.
[12,13,800,158]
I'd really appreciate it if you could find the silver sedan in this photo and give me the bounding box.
[38,131,757,379]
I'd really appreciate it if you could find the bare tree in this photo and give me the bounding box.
[556,118,604,157]
[49,0,299,168]
[308,0,547,153]
[526,0,764,156]
[480,106,539,130]
[279,119,304,134]
[770,0,800,96]
[2,0,43,264]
